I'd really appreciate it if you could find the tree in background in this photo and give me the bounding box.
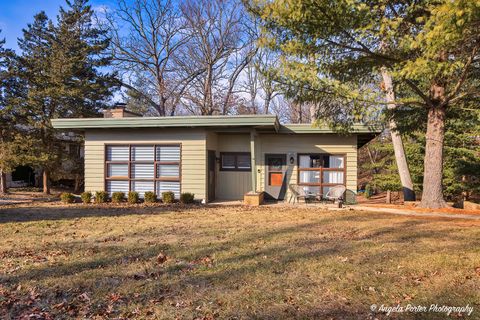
[17,0,114,194]
[250,0,480,208]
[179,0,257,115]
[107,0,198,116]
[361,107,480,202]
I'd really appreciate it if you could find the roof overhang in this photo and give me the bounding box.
[51,116,381,147]
[51,115,281,132]
[279,124,383,148]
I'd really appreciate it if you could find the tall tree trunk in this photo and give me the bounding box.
[0,169,7,194]
[309,103,317,123]
[204,65,214,115]
[420,105,447,208]
[43,169,50,195]
[264,93,271,114]
[381,67,416,201]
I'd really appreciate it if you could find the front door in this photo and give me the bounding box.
[264,154,287,200]
[208,150,216,202]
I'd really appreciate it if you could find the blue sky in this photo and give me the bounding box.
[0,0,118,51]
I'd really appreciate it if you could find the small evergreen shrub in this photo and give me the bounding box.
[144,191,157,203]
[60,192,75,204]
[180,192,195,204]
[128,191,139,204]
[95,191,108,203]
[112,192,125,203]
[81,192,92,204]
[162,191,175,204]
[365,184,373,199]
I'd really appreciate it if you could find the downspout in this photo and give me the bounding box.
[250,130,257,192]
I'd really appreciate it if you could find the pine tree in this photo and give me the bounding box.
[251,0,480,208]
[17,1,115,194]
[361,107,480,202]
[0,31,32,194]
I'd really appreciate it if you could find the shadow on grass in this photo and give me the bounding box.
[2,208,479,319]
[0,203,209,224]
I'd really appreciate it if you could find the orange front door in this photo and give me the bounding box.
[264,154,287,200]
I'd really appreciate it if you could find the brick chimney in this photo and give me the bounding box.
[103,103,141,118]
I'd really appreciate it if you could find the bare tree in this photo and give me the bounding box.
[107,0,198,116]
[256,49,280,114]
[178,0,256,115]
[239,47,281,115]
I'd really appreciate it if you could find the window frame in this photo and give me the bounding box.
[219,152,252,172]
[104,143,182,195]
[297,153,346,195]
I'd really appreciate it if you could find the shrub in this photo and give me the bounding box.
[81,192,92,204]
[144,191,157,203]
[95,191,108,203]
[365,184,373,199]
[162,191,175,204]
[128,191,139,204]
[112,192,125,203]
[180,192,195,204]
[60,192,75,204]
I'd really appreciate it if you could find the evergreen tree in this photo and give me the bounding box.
[361,107,480,201]
[251,0,480,208]
[17,1,115,194]
[0,31,33,194]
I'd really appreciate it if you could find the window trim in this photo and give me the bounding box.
[297,153,346,194]
[104,143,182,196]
[219,152,252,172]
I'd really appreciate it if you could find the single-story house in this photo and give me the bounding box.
[51,108,380,203]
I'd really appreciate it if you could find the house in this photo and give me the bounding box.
[51,108,380,202]
[5,133,84,190]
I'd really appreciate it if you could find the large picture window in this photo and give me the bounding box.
[298,154,345,195]
[105,144,181,198]
[220,152,251,171]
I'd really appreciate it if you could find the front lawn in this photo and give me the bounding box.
[0,203,479,319]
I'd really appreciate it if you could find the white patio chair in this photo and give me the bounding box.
[288,184,317,203]
[324,185,346,205]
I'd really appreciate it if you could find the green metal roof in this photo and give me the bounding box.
[279,123,382,134]
[279,124,382,148]
[51,115,280,131]
[51,115,381,146]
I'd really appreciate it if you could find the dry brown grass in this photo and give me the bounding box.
[1,202,479,319]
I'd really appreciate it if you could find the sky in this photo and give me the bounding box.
[0,0,118,52]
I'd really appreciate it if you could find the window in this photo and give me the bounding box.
[298,154,345,195]
[220,152,251,171]
[105,144,181,198]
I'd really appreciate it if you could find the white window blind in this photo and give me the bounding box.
[156,146,180,161]
[132,146,154,161]
[156,181,180,198]
[107,163,128,177]
[106,146,129,161]
[299,171,320,184]
[131,163,154,179]
[106,144,181,197]
[132,181,154,197]
[157,164,179,177]
[106,180,129,195]
[323,171,344,184]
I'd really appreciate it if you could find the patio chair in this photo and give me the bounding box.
[323,185,347,206]
[288,184,317,203]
